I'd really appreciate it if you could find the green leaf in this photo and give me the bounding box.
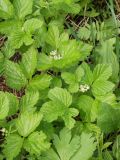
[62,108,79,129]
[6,92,19,116]
[71,132,96,160]
[8,29,33,49]
[16,111,43,137]
[20,91,39,112]
[92,80,115,96]
[95,38,119,82]
[0,0,14,19]
[4,60,27,90]
[93,64,112,81]
[20,47,37,79]
[42,128,96,160]
[28,74,52,91]
[113,135,120,159]
[41,88,78,129]
[97,103,120,133]
[23,18,43,34]
[24,131,50,155]
[48,87,72,107]
[53,128,81,160]
[46,25,60,48]
[75,66,84,82]
[68,83,79,93]
[0,20,22,35]
[0,92,9,119]
[3,134,23,160]
[41,101,64,122]
[81,62,93,85]
[77,95,94,122]
[61,72,76,84]
[13,0,33,19]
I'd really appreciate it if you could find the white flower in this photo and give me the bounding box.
[79,84,90,92]
[49,50,63,60]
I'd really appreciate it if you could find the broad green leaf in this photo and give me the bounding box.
[41,101,64,122]
[24,131,50,155]
[93,64,112,81]
[8,29,33,49]
[61,72,76,84]
[0,92,9,119]
[0,0,14,19]
[37,53,53,71]
[6,92,19,116]
[3,134,23,160]
[20,47,37,79]
[48,87,72,107]
[20,91,39,112]
[46,25,60,48]
[23,18,43,34]
[75,66,84,82]
[77,95,94,122]
[53,128,81,160]
[0,20,22,35]
[97,103,120,133]
[13,0,33,19]
[68,83,79,93]
[92,80,115,96]
[28,74,52,91]
[95,93,116,105]
[16,111,43,137]
[4,60,27,90]
[81,62,93,85]
[71,132,96,160]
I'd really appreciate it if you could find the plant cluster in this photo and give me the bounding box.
[0,0,120,159]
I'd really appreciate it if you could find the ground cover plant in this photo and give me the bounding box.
[0,0,120,159]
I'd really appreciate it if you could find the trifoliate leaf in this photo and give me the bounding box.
[20,47,37,79]
[16,111,43,137]
[97,103,120,133]
[4,60,27,90]
[23,18,43,34]
[3,134,23,160]
[92,80,115,96]
[28,74,52,91]
[48,87,72,107]
[24,131,50,155]
[20,90,39,112]
[42,128,96,160]
[0,0,14,19]
[13,0,33,19]
[93,64,112,81]
[0,92,9,119]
